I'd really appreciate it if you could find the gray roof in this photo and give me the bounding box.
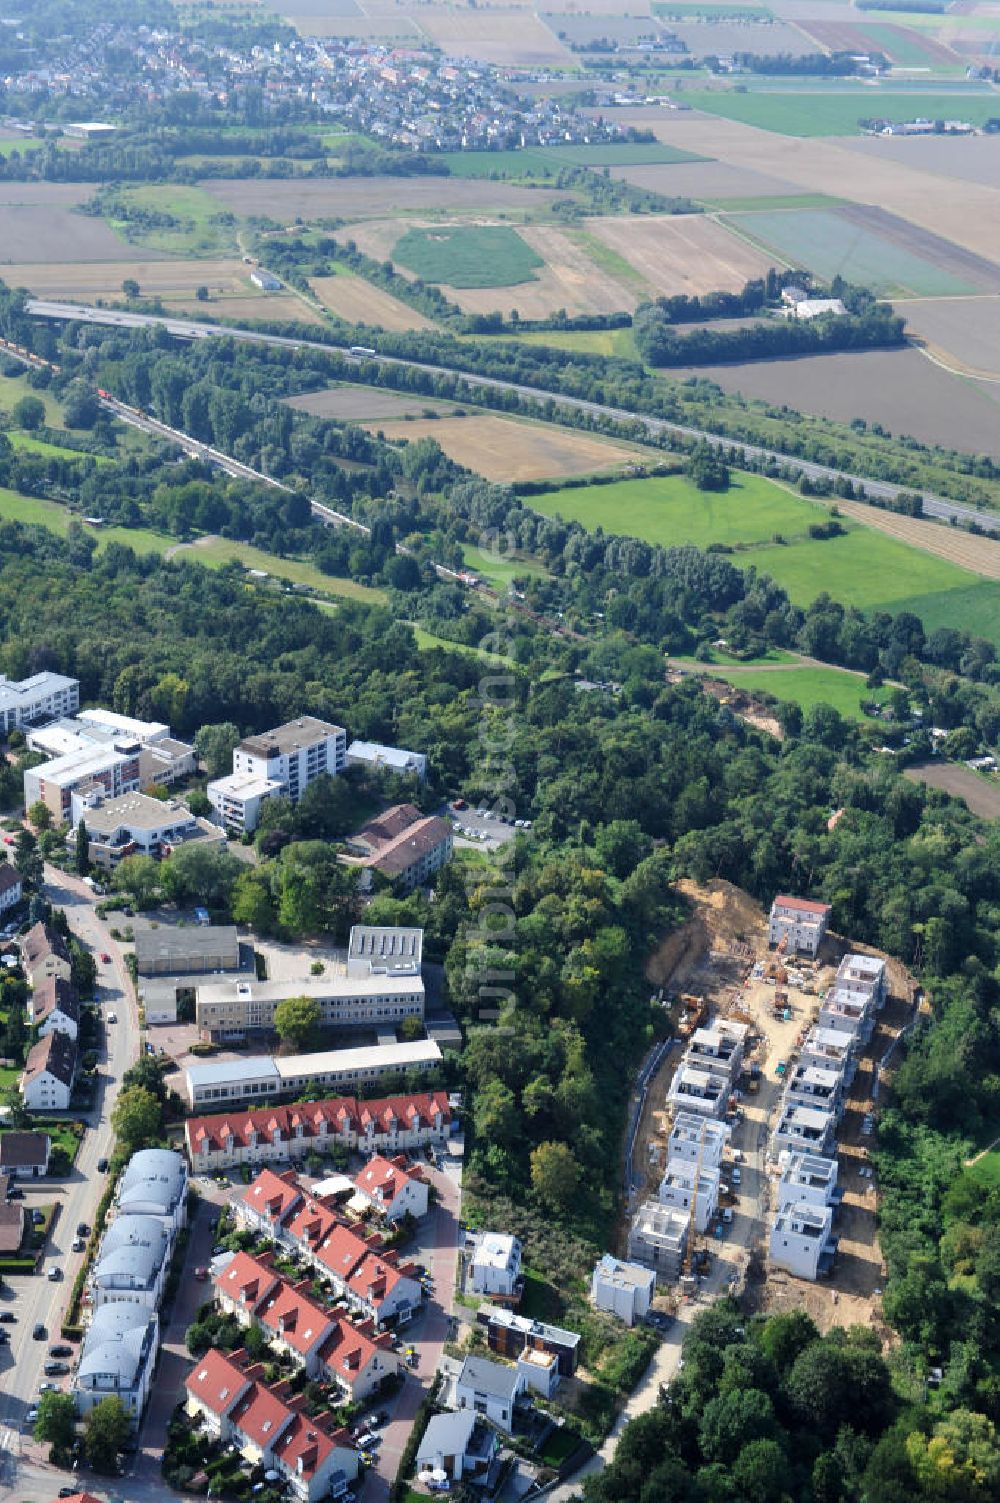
[118,1149,186,1215]
[135,925,239,969]
[457,1354,520,1402]
[240,716,344,759]
[78,1300,157,1387]
[92,1237,165,1290]
[348,924,423,972]
[418,1410,477,1461]
[100,1215,169,1258]
[187,1056,279,1090]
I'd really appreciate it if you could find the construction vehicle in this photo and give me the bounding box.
[764,933,788,986]
[677,994,707,1038]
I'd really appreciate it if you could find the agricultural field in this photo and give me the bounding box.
[308,271,438,331]
[438,141,704,177]
[609,160,806,202]
[0,257,270,306]
[737,526,977,611]
[904,760,1000,821]
[896,295,1000,378]
[888,581,1000,649]
[411,8,575,66]
[460,540,549,589]
[286,385,458,420]
[392,226,544,288]
[202,177,570,220]
[682,660,894,720]
[0,198,149,265]
[726,206,984,296]
[662,346,1000,460]
[844,133,1000,191]
[832,500,1000,581]
[587,212,774,295]
[529,470,824,549]
[669,17,817,56]
[484,326,640,358]
[95,184,240,257]
[681,89,1000,138]
[368,412,650,482]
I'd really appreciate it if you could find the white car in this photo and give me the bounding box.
[46,1264,61,1282]
[107,1012,118,1024]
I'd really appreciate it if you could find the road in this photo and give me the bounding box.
[0,866,139,1502]
[26,298,1000,538]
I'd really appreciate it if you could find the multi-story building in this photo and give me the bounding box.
[797,1026,858,1086]
[817,986,875,1046]
[626,1202,689,1280]
[0,671,78,734]
[785,1063,846,1114]
[184,1090,451,1171]
[667,1062,731,1119]
[685,1022,748,1084]
[667,1113,729,1170]
[21,1029,76,1111]
[207,716,347,832]
[30,712,195,792]
[775,1152,842,1214]
[836,952,887,1007]
[21,922,71,986]
[346,740,427,781]
[590,1255,656,1327]
[343,803,454,891]
[454,1354,525,1435]
[416,1413,498,1486]
[74,1300,159,1419]
[346,924,422,979]
[184,1040,443,1111]
[478,1304,581,1376]
[30,976,80,1041]
[657,1158,721,1234]
[352,1154,428,1222]
[116,1149,188,1235]
[469,1232,522,1301]
[194,971,424,1042]
[769,1202,837,1281]
[89,1216,171,1310]
[768,895,832,957]
[770,1101,837,1161]
[0,864,22,915]
[75,791,219,870]
[24,741,141,823]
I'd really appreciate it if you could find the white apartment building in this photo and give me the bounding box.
[24,742,141,823]
[798,1026,858,1086]
[454,1355,525,1435]
[184,1040,443,1110]
[590,1254,656,1327]
[784,1063,846,1115]
[658,1158,720,1233]
[818,987,875,1045]
[0,865,23,915]
[195,972,425,1042]
[74,1300,159,1419]
[667,1112,729,1169]
[775,1152,841,1214]
[667,1062,731,1118]
[836,952,888,1007]
[74,791,218,869]
[21,1030,76,1111]
[769,1201,837,1281]
[627,1201,689,1280]
[208,716,347,832]
[0,671,78,734]
[768,895,832,957]
[686,1022,748,1084]
[770,1101,837,1161]
[469,1232,522,1299]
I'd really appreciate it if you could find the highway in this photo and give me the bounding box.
[26,297,1000,539]
[0,867,138,1501]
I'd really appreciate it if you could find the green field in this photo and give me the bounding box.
[477,327,638,359]
[408,624,514,667]
[701,193,845,212]
[9,432,111,463]
[392,226,543,289]
[890,580,1000,649]
[684,661,892,719]
[739,527,974,610]
[683,90,1000,137]
[727,207,975,296]
[529,471,828,550]
[0,371,67,428]
[461,540,549,589]
[855,21,948,67]
[437,142,703,179]
[102,184,239,256]
[0,488,386,604]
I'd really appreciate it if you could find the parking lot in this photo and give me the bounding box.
[446,802,526,852]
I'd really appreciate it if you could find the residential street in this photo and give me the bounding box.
[0,864,139,1501]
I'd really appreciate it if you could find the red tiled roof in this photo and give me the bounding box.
[31,975,80,1027]
[315,1221,369,1283]
[346,1253,408,1309]
[229,1378,294,1449]
[216,1251,282,1313]
[22,921,69,968]
[257,1281,332,1357]
[186,1091,449,1158]
[354,1154,419,1207]
[241,1168,304,1226]
[49,1494,106,1503]
[272,1412,336,1480]
[186,1348,251,1418]
[22,1029,76,1088]
[317,1315,383,1382]
[773,895,831,917]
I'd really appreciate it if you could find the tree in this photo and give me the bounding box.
[13,394,45,431]
[27,800,52,831]
[34,1390,77,1455]
[161,842,241,911]
[84,1394,131,1473]
[193,721,241,779]
[529,1139,581,1214]
[731,1438,787,1503]
[906,1410,1000,1502]
[111,1085,163,1153]
[75,817,90,876]
[121,278,140,299]
[231,868,277,933]
[112,854,160,910]
[698,1388,779,1466]
[2,1083,30,1129]
[195,285,209,302]
[273,994,321,1050]
[122,1054,167,1101]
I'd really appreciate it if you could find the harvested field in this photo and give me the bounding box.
[587,212,774,295]
[727,205,989,296]
[0,257,259,302]
[174,293,326,325]
[905,760,1000,819]
[412,8,574,65]
[368,413,645,481]
[663,345,1000,458]
[897,294,1000,377]
[308,272,437,330]
[600,108,1000,270]
[834,498,1000,579]
[609,159,804,201]
[670,18,815,55]
[0,206,152,265]
[844,132,1000,191]
[203,177,566,219]
[286,385,455,420]
[0,183,96,206]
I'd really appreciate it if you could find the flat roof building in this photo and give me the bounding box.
[667,1062,731,1118]
[347,740,427,781]
[0,671,78,733]
[75,792,217,869]
[24,741,141,823]
[135,924,241,978]
[769,1201,837,1281]
[195,972,424,1042]
[686,1022,748,1084]
[667,1112,729,1168]
[770,1101,836,1161]
[184,1040,443,1110]
[590,1255,655,1327]
[658,1158,720,1233]
[627,1201,689,1281]
[347,925,423,978]
[776,1152,842,1213]
[208,716,347,833]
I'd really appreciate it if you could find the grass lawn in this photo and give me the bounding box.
[529,471,825,550]
[0,370,66,428]
[460,540,548,589]
[889,581,1000,651]
[408,624,515,667]
[739,527,977,611]
[485,326,639,359]
[0,1064,20,1090]
[684,89,1000,137]
[103,184,240,256]
[677,646,800,666]
[683,661,892,719]
[969,1148,1000,1188]
[9,431,111,463]
[392,226,544,289]
[539,1426,585,1468]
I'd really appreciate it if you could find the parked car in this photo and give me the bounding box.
[194,1267,209,1282]
[26,1407,38,1424]
[49,1344,72,1357]
[60,1490,77,1499]
[97,1157,109,1173]
[0,1311,16,1323]
[32,1323,46,1340]
[0,1329,9,1344]
[76,1222,89,1238]
[46,1265,61,1282]
[71,1237,85,1253]
[39,1381,58,1393]
[7,1186,22,1199]
[44,1361,70,1376]
[100,953,111,964]
[106,1012,117,1023]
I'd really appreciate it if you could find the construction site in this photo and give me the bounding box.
[624,879,920,1337]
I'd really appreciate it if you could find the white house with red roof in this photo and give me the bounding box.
[271,1411,358,1503]
[345,1251,421,1328]
[768,894,832,957]
[185,1091,451,1171]
[237,1168,304,1242]
[317,1313,399,1401]
[215,1250,283,1323]
[185,1347,252,1439]
[352,1154,429,1222]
